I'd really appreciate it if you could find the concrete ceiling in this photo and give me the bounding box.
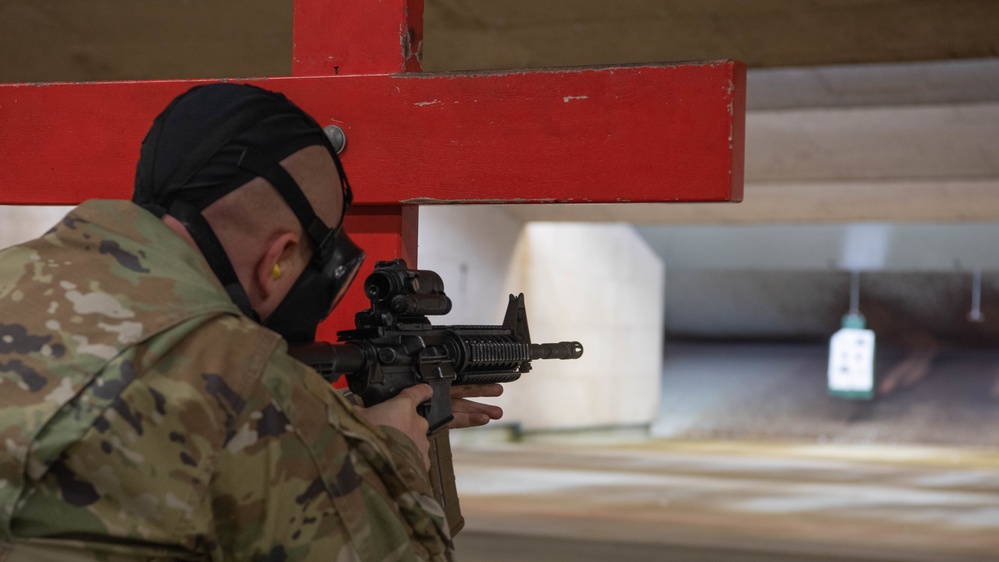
[2,0,998,225]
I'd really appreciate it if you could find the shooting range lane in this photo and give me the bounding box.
[450,341,999,562]
[451,441,999,562]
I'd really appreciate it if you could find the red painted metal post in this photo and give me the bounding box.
[0,66,745,206]
[292,0,423,76]
[291,0,425,338]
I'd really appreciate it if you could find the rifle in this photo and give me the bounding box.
[289,258,584,536]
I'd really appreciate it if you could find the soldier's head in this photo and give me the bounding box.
[133,83,364,343]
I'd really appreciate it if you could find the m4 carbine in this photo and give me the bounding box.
[289,258,583,536]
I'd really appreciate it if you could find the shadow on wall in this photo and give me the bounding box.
[654,341,999,447]
[665,270,999,348]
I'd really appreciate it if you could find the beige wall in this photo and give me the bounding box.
[502,223,664,431]
[2,1,997,83]
[420,209,665,433]
[0,206,71,248]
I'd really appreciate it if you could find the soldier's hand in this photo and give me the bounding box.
[356,384,433,468]
[449,384,504,429]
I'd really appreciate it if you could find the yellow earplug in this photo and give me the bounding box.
[271,263,282,280]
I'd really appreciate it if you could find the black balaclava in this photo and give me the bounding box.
[134,83,364,343]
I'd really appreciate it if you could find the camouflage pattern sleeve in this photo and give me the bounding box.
[207,347,453,561]
[0,201,452,561]
[1,200,251,560]
[3,311,280,560]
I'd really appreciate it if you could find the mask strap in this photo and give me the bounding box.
[235,146,333,248]
[167,198,260,322]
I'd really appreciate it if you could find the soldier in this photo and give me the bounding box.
[0,83,502,561]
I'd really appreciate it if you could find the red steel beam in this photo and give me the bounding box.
[0,63,745,340]
[0,62,745,206]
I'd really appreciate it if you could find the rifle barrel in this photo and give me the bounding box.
[530,341,584,360]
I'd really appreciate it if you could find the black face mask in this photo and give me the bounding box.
[133,84,365,343]
[235,142,365,343]
[264,222,365,343]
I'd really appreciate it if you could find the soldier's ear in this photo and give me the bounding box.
[257,232,300,304]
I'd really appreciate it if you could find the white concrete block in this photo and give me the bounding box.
[0,205,72,249]
[419,209,665,433]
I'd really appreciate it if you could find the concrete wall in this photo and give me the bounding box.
[419,207,665,432]
[0,206,72,248]
[417,206,524,325]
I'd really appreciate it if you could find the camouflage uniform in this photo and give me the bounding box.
[0,200,452,561]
